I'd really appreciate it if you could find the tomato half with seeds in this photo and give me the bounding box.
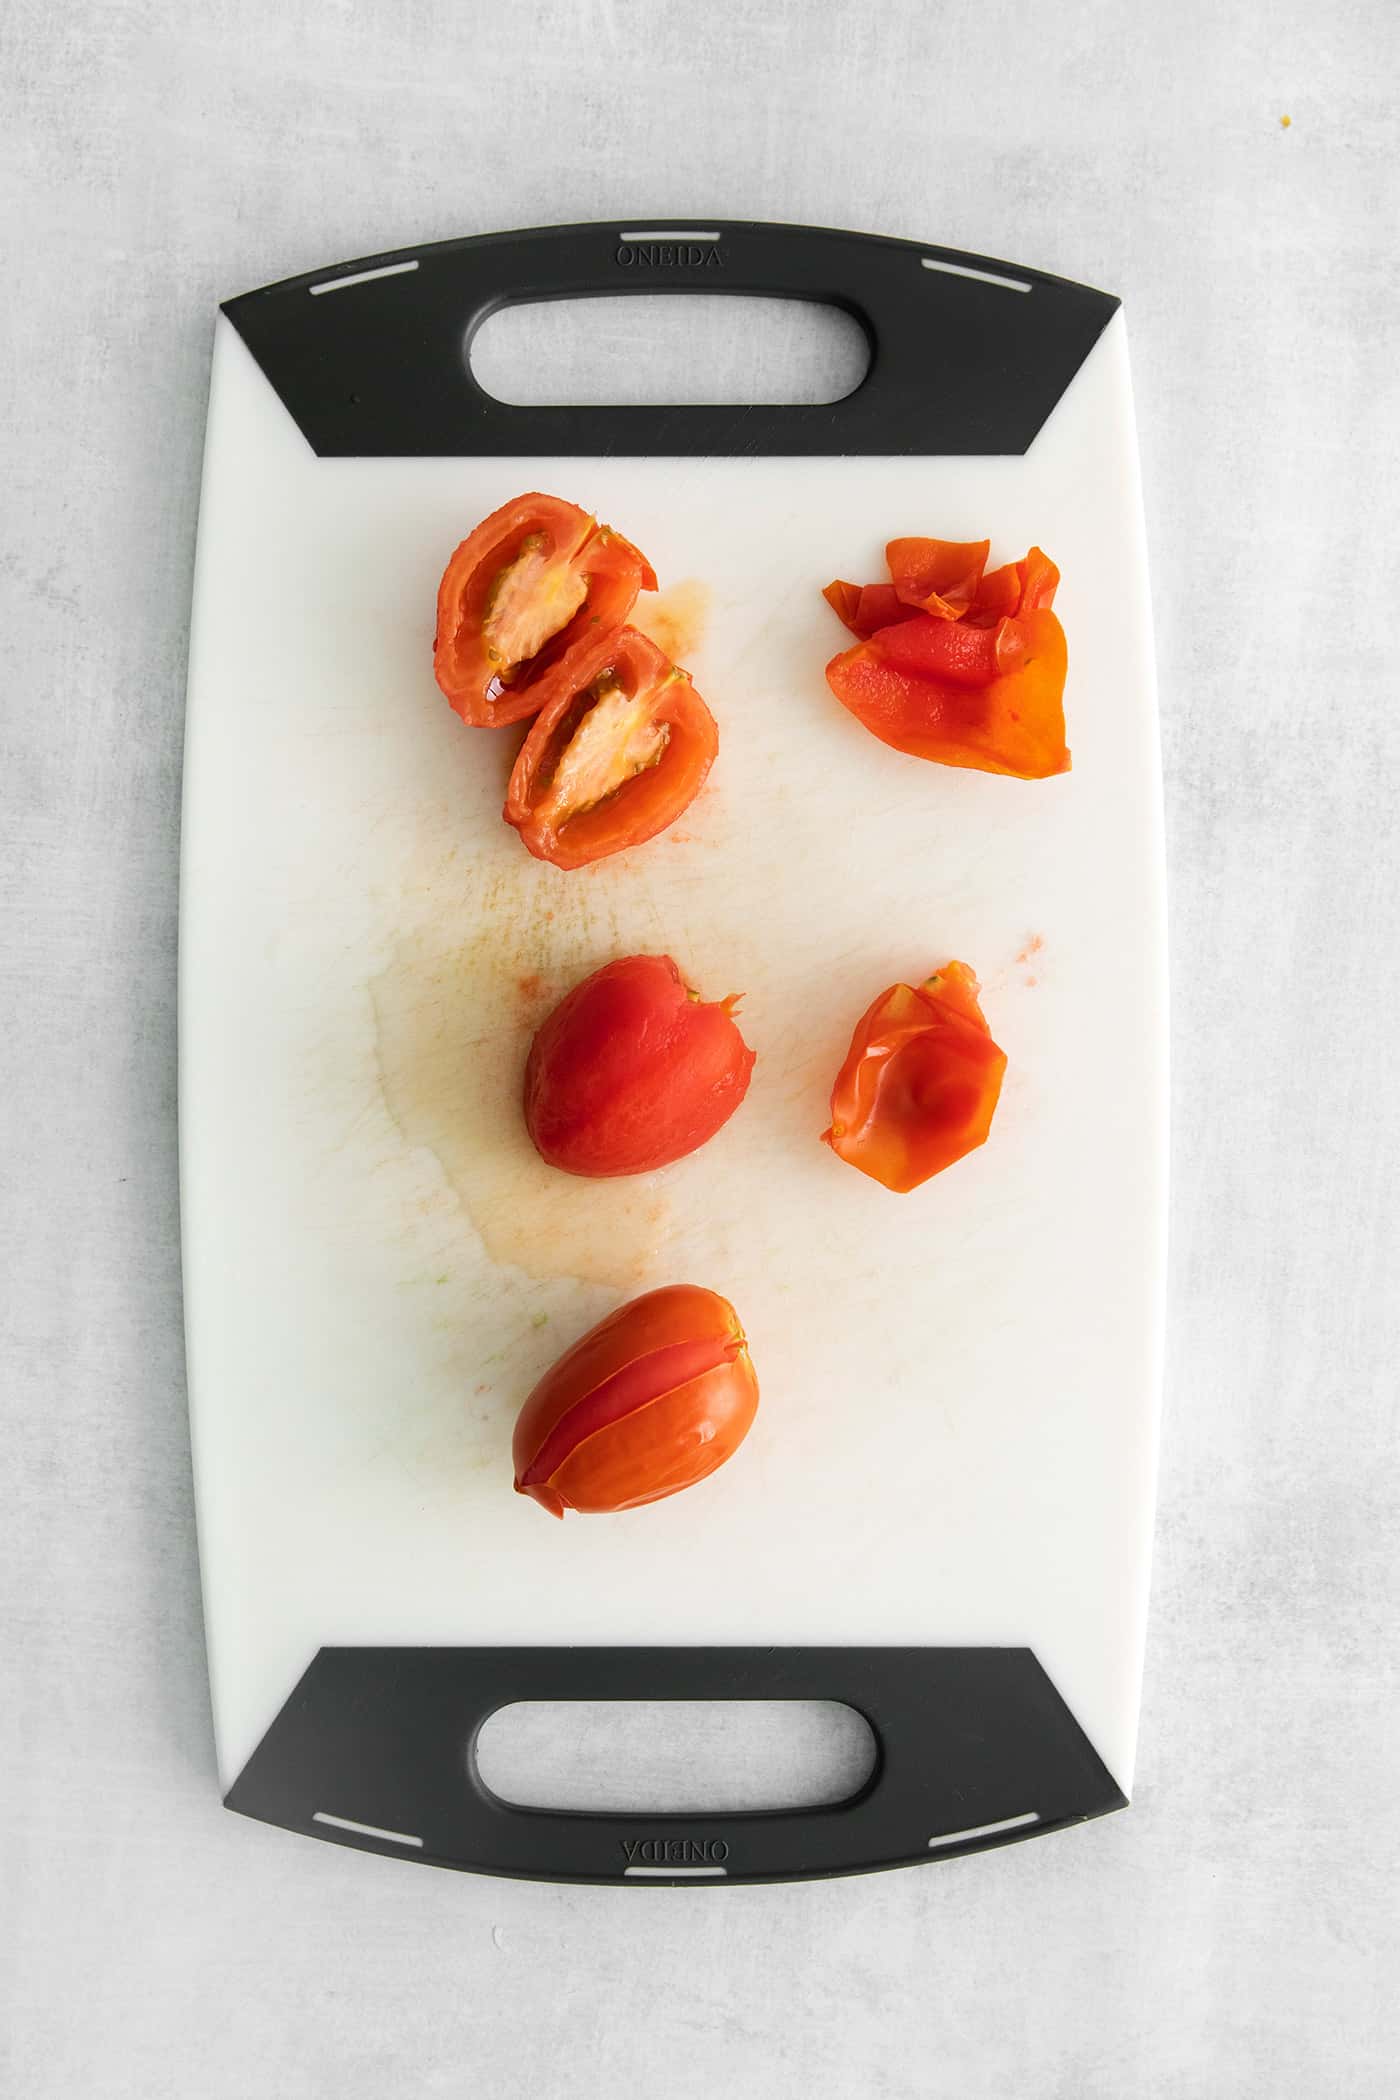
[504,627,718,868]
[513,1285,760,1517]
[434,493,656,727]
[823,961,1007,1193]
[525,955,755,1178]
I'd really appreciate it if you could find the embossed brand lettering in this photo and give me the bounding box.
[614,244,725,270]
[620,1836,731,1864]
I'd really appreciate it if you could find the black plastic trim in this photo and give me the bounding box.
[221,220,1119,457]
[224,1647,1126,1886]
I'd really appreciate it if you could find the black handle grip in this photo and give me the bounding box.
[222,219,1118,457]
[225,1647,1125,1886]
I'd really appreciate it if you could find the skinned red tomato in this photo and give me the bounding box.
[823,539,1069,778]
[504,626,718,868]
[525,955,755,1178]
[434,493,656,728]
[823,961,1006,1193]
[513,1285,759,1517]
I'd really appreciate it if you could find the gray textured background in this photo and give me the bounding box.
[3,3,1398,2095]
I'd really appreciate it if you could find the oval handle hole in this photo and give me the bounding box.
[469,295,870,408]
[474,1699,877,1813]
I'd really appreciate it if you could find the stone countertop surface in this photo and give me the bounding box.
[2,3,1396,2095]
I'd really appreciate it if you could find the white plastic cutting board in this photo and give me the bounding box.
[181,306,1165,1800]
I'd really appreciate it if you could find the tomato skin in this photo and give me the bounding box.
[823,540,1069,777]
[884,537,990,618]
[965,545,1060,623]
[822,580,923,639]
[512,1285,759,1517]
[526,956,755,1177]
[827,608,1069,777]
[434,493,656,728]
[823,962,1006,1193]
[505,626,718,869]
[872,610,1027,687]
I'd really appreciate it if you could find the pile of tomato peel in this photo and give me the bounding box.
[824,536,1071,779]
[430,497,1067,1518]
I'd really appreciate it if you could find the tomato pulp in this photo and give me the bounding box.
[434,493,656,728]
[505,627,717,867]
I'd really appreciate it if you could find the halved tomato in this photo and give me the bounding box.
[434,493,656,727]
[504,627,718,869]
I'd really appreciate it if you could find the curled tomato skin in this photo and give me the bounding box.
[821,580,923,639]
[823,961,1006,1193]
[823,540,1069,777]
[870,610,1027,687]
[884,536,990,618]
[827,607,1069,777]
[965,545,1060,624]
[504,626,718,869]
[512,1285,759,1517]
[434,492,656,728]
[525,955,755,1177]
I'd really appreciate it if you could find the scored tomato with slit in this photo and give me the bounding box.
[513,1284,760,1517]
[434,493,656,727]
[504,626,718,868]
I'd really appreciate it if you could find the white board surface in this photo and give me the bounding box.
[181,311,1165,1795]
